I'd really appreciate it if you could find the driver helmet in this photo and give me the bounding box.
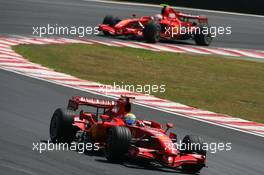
[124,113,136,126]
[153,14,162,21]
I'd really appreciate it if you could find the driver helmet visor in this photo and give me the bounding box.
[125,119,136,125]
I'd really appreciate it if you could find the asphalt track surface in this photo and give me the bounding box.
[0,0,264,50]
[1,68,264,175]
[0,0,264,175]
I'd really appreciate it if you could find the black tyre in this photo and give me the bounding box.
[181,164,204,174]
[49,108,76,143]
[102,15,121,35]
[181,135,207,156]
[103,15,121,26]
[143,22,160,43]
[105,126,131,163]
[181,135,206,173]
[194,24,212,46]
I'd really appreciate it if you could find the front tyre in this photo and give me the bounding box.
[102,15,121,36]
[181,164,204,174]
[181,135,206,174]
[105,126,131,163]
[143,22,161,43]
[181,135,207,155]
[194,24,213,46]
[103,15,121,27]
[49,108,77,143]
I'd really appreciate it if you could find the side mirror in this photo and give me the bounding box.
[165,122,174,133]
[167,122,174,129]
[169,132,177,142]
[100,115,110,121]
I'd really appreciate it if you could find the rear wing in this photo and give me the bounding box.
[177,12,208,23]
[67,96,116,111]
[162,6,208,23]
[120,95,135,102]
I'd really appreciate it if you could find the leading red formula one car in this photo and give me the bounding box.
[98,5,213,46]
[49,95,207,174]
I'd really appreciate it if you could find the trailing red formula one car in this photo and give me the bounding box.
[98,5,213,46]
[49,95,207,174]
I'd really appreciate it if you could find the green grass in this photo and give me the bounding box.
[14,44,264,123]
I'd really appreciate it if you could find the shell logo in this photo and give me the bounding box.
[172,25,180,35]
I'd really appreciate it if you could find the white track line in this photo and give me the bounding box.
[59,38,93,44]
[0,55,24,60]
[223,48,264,59]
[86,39,121,46]
[0,47,13,52]
[4,38,27,44]
[129,42,161,51]
[191,47,240,57]
[164,44,211,54]
[110,40,161,51]
[150,44,184,53]
[17,39,47,45]
[193,116,250,122]
[0,40,19,46]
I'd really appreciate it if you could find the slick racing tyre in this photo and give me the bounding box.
[181,135,207,156]
[194,24,213,46]
[105,126,131,163]
[181,164,205,174]
[181,135,206,174]
[143,22,161,43]
[103,15,121,27]
[102,15,121,35]
[49,108,77,143]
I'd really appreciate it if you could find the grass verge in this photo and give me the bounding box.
[14,44,264,123]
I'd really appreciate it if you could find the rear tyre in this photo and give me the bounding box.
[194,24,212,46]
[105,126,131,163]
[49,108,76,143]
[143,22,160,43]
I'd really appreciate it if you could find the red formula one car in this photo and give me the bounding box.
[98,5,213,46]
[49,95,207,174]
